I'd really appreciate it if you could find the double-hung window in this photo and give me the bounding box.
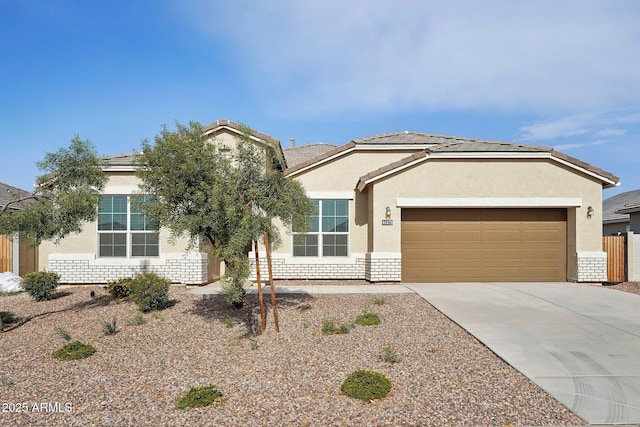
[293,199,348,257]
[98,195,159,257]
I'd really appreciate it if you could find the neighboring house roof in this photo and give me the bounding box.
[283,143,338,168]
[616,201,640,214]
[0,181,31,211]
[603,189,640,223]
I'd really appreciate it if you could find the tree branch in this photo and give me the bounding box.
[1,192,50,212]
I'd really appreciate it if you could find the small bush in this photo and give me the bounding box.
[175,384,224,409]
[322,320,353,335]
[105,278,132,298]
[126,312,147,326]
[127,273,170,312]
[55,326,72,341]
[224,316,234,328]
[101,317,119,335]
[52,340,97,360]
[21,271,60,301]
[373,296,386,306]
[221,279,244,308]
[1,311,17,325]
[341,370,392,401]
[355,311,381,326]
[379,345,402,364]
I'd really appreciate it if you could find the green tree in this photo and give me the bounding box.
[0,136,107,243]
[137,121,313,333]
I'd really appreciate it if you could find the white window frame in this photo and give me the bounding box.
[97,195,160,258]
[293,199,349,257]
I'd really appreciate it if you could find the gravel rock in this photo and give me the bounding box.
[603,281,640,295]
[0,285,584,426]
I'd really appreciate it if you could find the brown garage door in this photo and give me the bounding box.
[401,208,567,282]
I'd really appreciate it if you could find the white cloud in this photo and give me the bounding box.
[518,109,639,142]
[597,129,626,137]
[518,113,596,141]
[178,0,640,116]
[553,139,608,151]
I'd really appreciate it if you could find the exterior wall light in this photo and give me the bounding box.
[587,206,594,218]
[385,206,391,219]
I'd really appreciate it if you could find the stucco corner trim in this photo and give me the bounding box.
[396,197,583,208]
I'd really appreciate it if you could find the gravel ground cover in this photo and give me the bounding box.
[603,281,640,295]
[0,285,584,426]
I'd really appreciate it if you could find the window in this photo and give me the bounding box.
[293,200,348,257]
[98,195,159,257]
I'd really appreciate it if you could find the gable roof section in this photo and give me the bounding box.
[0,181,31,210]
[285,131,450,176]
[202,118,287,168]
[356,139,620,191]
[103,119,287,171]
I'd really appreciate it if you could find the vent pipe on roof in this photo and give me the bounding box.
[290,138,296,147]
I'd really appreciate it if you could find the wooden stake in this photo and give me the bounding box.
[254,240,266,331]
[264,231,280,332]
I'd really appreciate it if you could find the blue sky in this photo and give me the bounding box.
[1,0,639,199]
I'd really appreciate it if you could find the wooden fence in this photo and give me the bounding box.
[603,235,625,282]
[0,234,38,276]
[0,234,11,272]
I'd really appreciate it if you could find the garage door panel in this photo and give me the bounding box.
[401,208,566,282]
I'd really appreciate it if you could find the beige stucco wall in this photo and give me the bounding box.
[275,149,421,256]
[38,171,193,270]
[369,158,604,254]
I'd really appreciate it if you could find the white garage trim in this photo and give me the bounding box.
[396,197,582,208]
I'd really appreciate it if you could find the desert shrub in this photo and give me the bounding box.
[101,317,119,335]
[127,273,170,312]
[126,312,147,326]
[52,340,97,360]
[355,311,381,326]
[373,296,386,306]
[379,345,402,364]
[322,320,353,335]
[341,370,392,401]
[175,384,224,409]
[21,271,60,301]
[1,311,17,324]
[105,278,132,298]
[224,316,234,328]
[55,326,72,341]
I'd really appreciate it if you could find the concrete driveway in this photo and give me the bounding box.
[406,282,640,425]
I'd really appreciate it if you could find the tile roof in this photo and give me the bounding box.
[0,181,31,210]
[284,142,357,176]
[104,153,138,167]
[353,131,462,145]
[283,143,338,168]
